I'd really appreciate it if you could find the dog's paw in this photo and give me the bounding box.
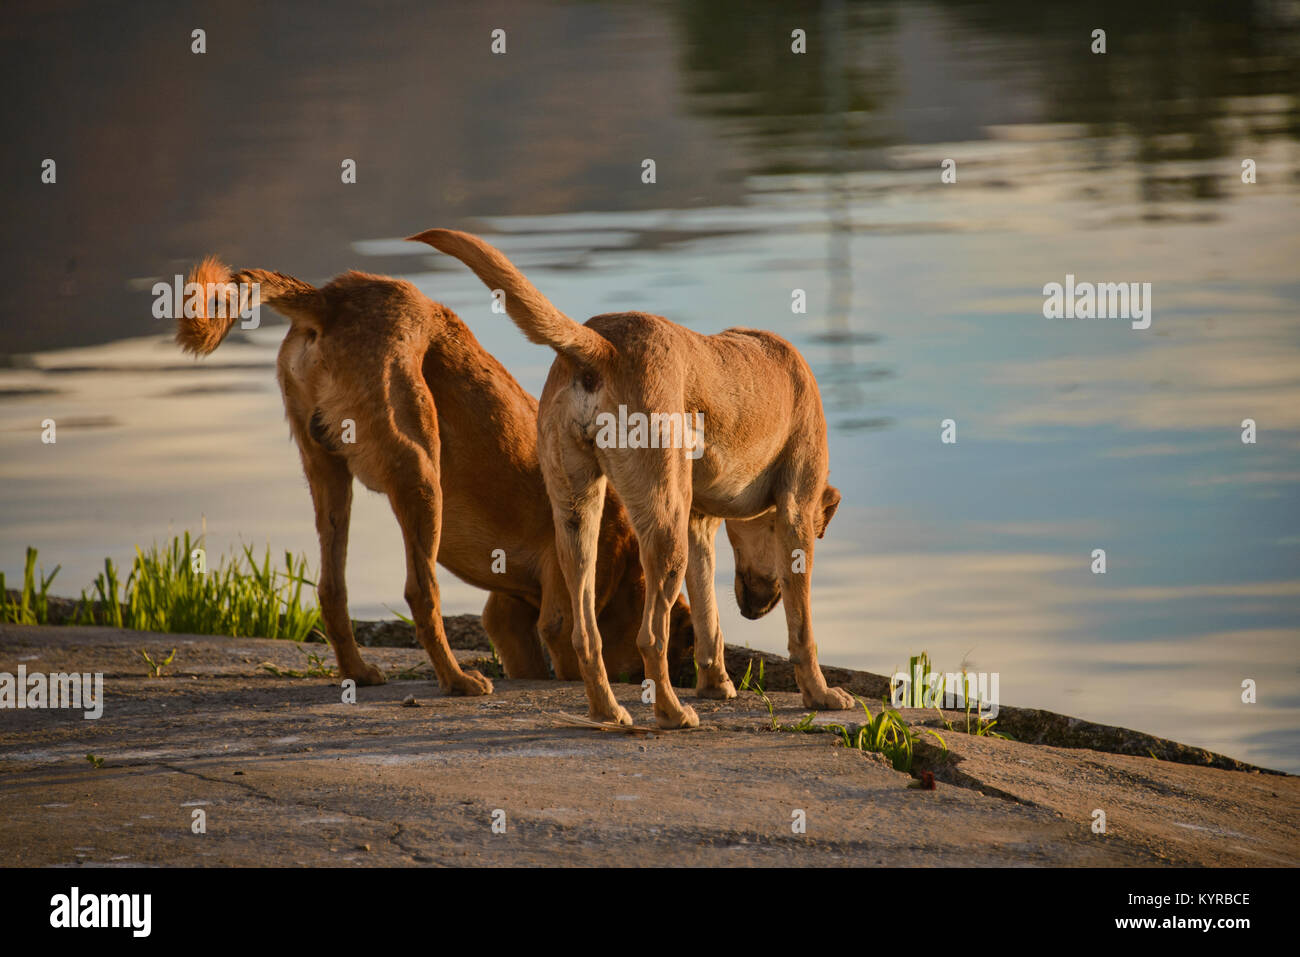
[656,702,699,729]
[696,677,737,700]
[446,669,494,697]
[802,685,855,710]
[345,663,387,687]
[591,703,633,727]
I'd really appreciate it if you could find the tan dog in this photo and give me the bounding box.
[175,258,692,694]
[412,230,850,728]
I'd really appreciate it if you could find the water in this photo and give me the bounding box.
[1,0,1297,771]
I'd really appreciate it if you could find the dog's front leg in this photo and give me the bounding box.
[777,502,854,711]
[686,514,736,699]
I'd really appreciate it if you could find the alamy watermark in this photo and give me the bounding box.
[0,666,103,719]
[50,887,150,937]
[151,274,261,329]
[1043,274,1151,330]
[891,665,999,719]
[594,404,705,459]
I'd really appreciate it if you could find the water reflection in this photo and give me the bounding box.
[0,0,1297,772]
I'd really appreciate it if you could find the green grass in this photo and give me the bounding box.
[260,645,337,679]
[0,547,60,625]
[963,688,1010,739]
[138,646,177,678]
[826,697,947,773]
[941,671,1012,740]
[754,689,818,733]
[893,650,944,709]
[738,657,766,694]
[893,649,1013,741]
[383,604,414,627]
[3,536,323,642]
[759,686,944,774]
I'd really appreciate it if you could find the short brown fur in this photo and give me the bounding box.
[176,257,691,693]
[414,229,850,728]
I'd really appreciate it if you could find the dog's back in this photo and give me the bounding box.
[178,256,692,683]
[278,272,555,588]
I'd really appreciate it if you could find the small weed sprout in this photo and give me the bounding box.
[962,671,1010,739]
[260,644,337,679]
[138,647,177,678]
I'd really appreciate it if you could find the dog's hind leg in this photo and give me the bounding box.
[628,487,699,729]
[297,438,386,686]
[382,373,493,697]
[388,462,493,696]
[482,592,550,679]
[686,513,736,700]
[775,497,854,710]
[544,440,629,724]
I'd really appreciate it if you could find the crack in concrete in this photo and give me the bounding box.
[156,761,413,844]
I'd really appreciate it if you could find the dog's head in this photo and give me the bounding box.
[595,588,695,682]
[667,593,695,678]
[725,485,841,620]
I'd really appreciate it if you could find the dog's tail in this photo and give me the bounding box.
[407,228,614,369]
[176,256,325,356]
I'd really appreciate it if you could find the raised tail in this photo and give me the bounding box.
[176,256,325,356]
[407,228,613,369]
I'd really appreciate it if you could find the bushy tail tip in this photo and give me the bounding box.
[175,255,243,356]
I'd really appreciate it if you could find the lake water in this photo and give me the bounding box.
[1,0,1297,771]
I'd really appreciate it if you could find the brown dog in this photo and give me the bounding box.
[412,229,849,728]
[175,258,692,694]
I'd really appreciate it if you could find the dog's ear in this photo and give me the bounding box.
[816,485,842,539]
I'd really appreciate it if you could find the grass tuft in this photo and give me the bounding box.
[3,536,322,642]
[738,657,766,694]
[761,687,944,775]
[825,697,946,773]
[0,547,60,625]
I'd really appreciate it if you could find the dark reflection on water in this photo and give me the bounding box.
[1,1,1296,353]
[676,0,1300,170]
